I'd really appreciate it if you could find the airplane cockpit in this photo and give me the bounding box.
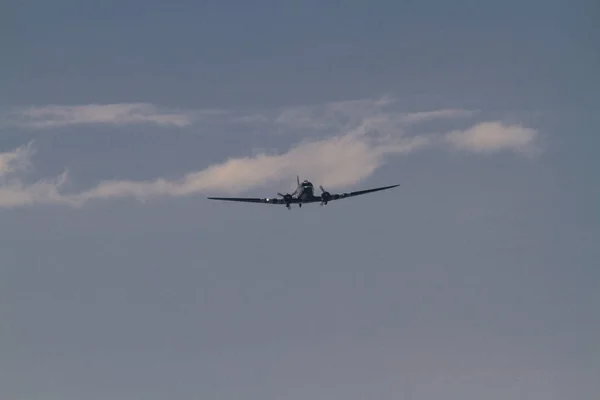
[301,180,314,195]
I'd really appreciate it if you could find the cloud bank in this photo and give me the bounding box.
[0,97,539,208]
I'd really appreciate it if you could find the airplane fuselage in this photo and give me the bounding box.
[295,180,319,204]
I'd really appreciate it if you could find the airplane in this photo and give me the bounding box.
[207,175,399,209]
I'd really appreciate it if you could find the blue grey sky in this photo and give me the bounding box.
[1,1,599,399]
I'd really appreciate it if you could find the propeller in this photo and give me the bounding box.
[319,185,332,205]
[277,192,293,208]
[276,176,302,209]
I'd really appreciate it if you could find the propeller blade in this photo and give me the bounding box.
[320,185,325,193]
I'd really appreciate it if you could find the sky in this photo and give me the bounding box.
[1,0,599,399]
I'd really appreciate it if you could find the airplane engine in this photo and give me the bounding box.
[320,186,332,205]
[277,192,294,208]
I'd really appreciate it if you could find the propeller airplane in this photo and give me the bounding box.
[207,176,399,209]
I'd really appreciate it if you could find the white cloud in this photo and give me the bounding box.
[7,103,202,128]
[0,97,540,209]
[444,122,538,154]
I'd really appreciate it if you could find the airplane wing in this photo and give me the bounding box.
[206,196,299,205]
[321,184,400,202]
[207,184,399,206]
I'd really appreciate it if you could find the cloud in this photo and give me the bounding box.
[0,117,428,208]
[70,128,429,206]
[0,142,70,208]
[0,141,34,177]
[444,122,538,154]
[0,96,539,209]
[4,97,472,133]
[6,103,205,128]
[0,171,69,208]
[270,96,472,133]
[399,109,476,124]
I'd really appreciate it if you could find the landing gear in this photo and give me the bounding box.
[299,203,302,208]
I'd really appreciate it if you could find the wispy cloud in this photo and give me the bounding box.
[0,96,539,209]
[6,103,207,128]
[0,141,34,177]
[399,109,476,124]
[444,121,538,154]
[270,97,472,133]
[0,142,69,207]
[3,97,471,132]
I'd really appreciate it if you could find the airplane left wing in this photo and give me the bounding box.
[320,184,400,202]
[206,196,296,205]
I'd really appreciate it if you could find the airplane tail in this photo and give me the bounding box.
[288,175,300,196]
